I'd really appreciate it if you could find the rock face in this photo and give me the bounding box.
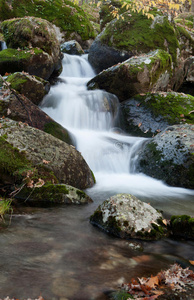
[121,92,194,137]
[1,17,62,79]
[88,49,172,101]
[136,124,194,189]
[61,40,85,55]
[16,184,93,205]
[0,118,95,191]
[0,0,95,43]
[6,72,50,105]
[0,88,72,144]
[90,193,167,240]
[88,12,179,73]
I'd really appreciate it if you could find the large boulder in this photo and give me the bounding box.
[90,193,167,240]
[170,215,194,240]
[0,0,95,44]
[136,124,194,189]
[0,87,72,144]
[121,92,194,137]
[1,17,63,79]
[0,118,95,192]
[88,12,179,73]
[87,49,172,101]
[6,72,50,105]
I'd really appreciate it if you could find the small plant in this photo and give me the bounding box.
[0,198,12,222]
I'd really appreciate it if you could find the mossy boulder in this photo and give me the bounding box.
[99,0,124,30]
[170,215,194,240]
[15,183,93,205]
[136,124,194,189]
[0,0,95,43]
[0,48,57,80]
[6,72,50,105]
[0,118,95,192]
[87,49,172,101]
[1,16,62,79]
[90,193,167,240]
[121,92,194,137]
[88,11,179,73]
[0,87,72,144]
[61,40,85,55]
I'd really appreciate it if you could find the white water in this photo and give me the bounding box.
[41,54,194,206]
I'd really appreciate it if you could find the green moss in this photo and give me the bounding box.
[0,48,44,75]
[135,92,194,125]
[170,215,194,239]
[6,73,28,91]
[110,291,134,300]
[100,11,179,62]
[176,26,194,55]
[43,121,72,144]
[0,0,95,41]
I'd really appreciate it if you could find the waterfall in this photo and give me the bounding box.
[40,54,194,199]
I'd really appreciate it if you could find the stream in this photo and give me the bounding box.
[0,54,194,299]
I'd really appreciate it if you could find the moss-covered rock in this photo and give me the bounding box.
[88,11,179,73]
[136,124,194,189]
[0,0,95,42]
[0,118,95,192]
[6,72,50,105]
[99,0,124,30]
[0,48,56,80]
[121,92,194,137]
[90,193,167,240]
[88,49,172,101]
[15,183,93,205]
[170,215,194,240]
[0,87,73,144]
[1,16,62,79]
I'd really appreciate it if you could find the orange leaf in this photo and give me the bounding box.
[138,122,142,127]
[146,275,159,288]
[43,159,50,164]
[189,260,194,265]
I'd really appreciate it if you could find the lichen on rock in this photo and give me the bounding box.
[90,193,167,240]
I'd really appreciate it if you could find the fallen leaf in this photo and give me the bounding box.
[147,276,159,288]
[43,159,50,164]
[138,122,142,127]
[189,260,194,265]
[7,108,11,115]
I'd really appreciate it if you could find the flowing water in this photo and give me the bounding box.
[0,54,194,300]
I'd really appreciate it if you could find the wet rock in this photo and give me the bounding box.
[88,49,172,101]
[90,193,167,240]
[0,88,72,144]
[136,124,194,189]
[6,72,50,106]
[170,215,194,240]
[15,183,93,205]
[121,92,194,137]
[0,118,95,192]
[61,40,85,55]
[0,17,63,79]
[88,12,179,73]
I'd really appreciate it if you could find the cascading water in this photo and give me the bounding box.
[41,54,194,205]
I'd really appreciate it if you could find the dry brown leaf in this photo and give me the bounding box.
[147,276,159,288]
[189,260,194,265]
[138,122,142,127]
[42,159,50,164]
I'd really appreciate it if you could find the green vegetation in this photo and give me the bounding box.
[0,198,12,221]
[0,0,95,41]
[44,121,72,144]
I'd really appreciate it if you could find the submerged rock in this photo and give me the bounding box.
[0,118,95,192]
[121,92,194,137]
[6,72,50,105]
[136,124,194,189]
[15,184,93,205]
[88,49,172,101]
[90,193,167,240]
[170,215,194,240]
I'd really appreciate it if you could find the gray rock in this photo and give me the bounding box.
[61,40,85,55]
[90,193,167,240]
[136,124,194,189]
[121,92,194,137]
[0,118,95,190]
